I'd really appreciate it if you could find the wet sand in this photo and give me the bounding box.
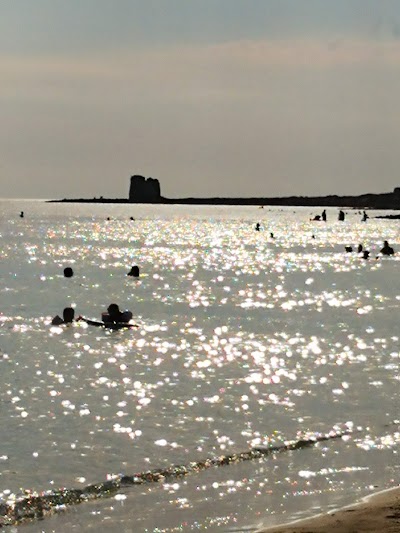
[260,487,400,532]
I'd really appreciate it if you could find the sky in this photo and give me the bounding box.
[2,0,400,199]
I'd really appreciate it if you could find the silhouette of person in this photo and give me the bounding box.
[127,265,140,277]
[380,240,395,256]
[79,304,136,329]
[362,211,368,222]
[357,244,363,253]
[345,246,353,253]
[103,304,133,324]
[255,223,261,231]
[64,267,74,278]
[52,307,75,325]
[363,250,370,260]
[313,215,321,221]
[20,211,24,218]
[338,210,345,221]
[270,232,275,239]
[321,210,327,222]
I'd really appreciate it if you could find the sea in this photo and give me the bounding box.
[0,199,399,532]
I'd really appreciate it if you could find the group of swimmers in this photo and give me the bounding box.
[54,264,141,328]
[256,209,370,234]
[254,222,395,259]
[254,223,274,238]
[254,211,394,260]
[52,213,394,327]
[52,304,136,329]
[344,240,395,259]
[311,209,368,222]
[62,265,140,278]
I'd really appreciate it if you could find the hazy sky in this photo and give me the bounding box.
[2,1,400,199]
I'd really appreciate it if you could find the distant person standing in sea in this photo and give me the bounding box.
[321,210,327,221]
[380,240,395,256]
[338,210,345,221]
[127,265,140,277]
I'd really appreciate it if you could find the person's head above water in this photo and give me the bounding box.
[107,303,121,319]
[64,267,74,278]
[62,307,75,323]
[128,265,140,277]
[380,240,394,255]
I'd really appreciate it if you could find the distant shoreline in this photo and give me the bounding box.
[47,190,400,209]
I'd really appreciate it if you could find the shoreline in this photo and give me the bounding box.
[258,486,400,532]
[47,189,400,209]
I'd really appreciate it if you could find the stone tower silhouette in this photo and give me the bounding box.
[129,175,161,202]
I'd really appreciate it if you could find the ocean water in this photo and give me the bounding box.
[0,199,399,532]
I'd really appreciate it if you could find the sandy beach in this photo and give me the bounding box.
[260,487,400,532]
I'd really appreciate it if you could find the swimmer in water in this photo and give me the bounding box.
[64,267,74,278]
[78,303,136,329]
[127,265,140,277]
[52,307,75,325]
[380,240,395,256]
[104,303,132,324]
[78,304,139,330]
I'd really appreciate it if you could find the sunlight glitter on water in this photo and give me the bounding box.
[0,203,399,531]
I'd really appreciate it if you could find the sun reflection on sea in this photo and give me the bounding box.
[0,204,399,530]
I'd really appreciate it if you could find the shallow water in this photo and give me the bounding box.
[0,200,399,532]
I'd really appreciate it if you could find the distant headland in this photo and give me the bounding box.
[48,175,400,210]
